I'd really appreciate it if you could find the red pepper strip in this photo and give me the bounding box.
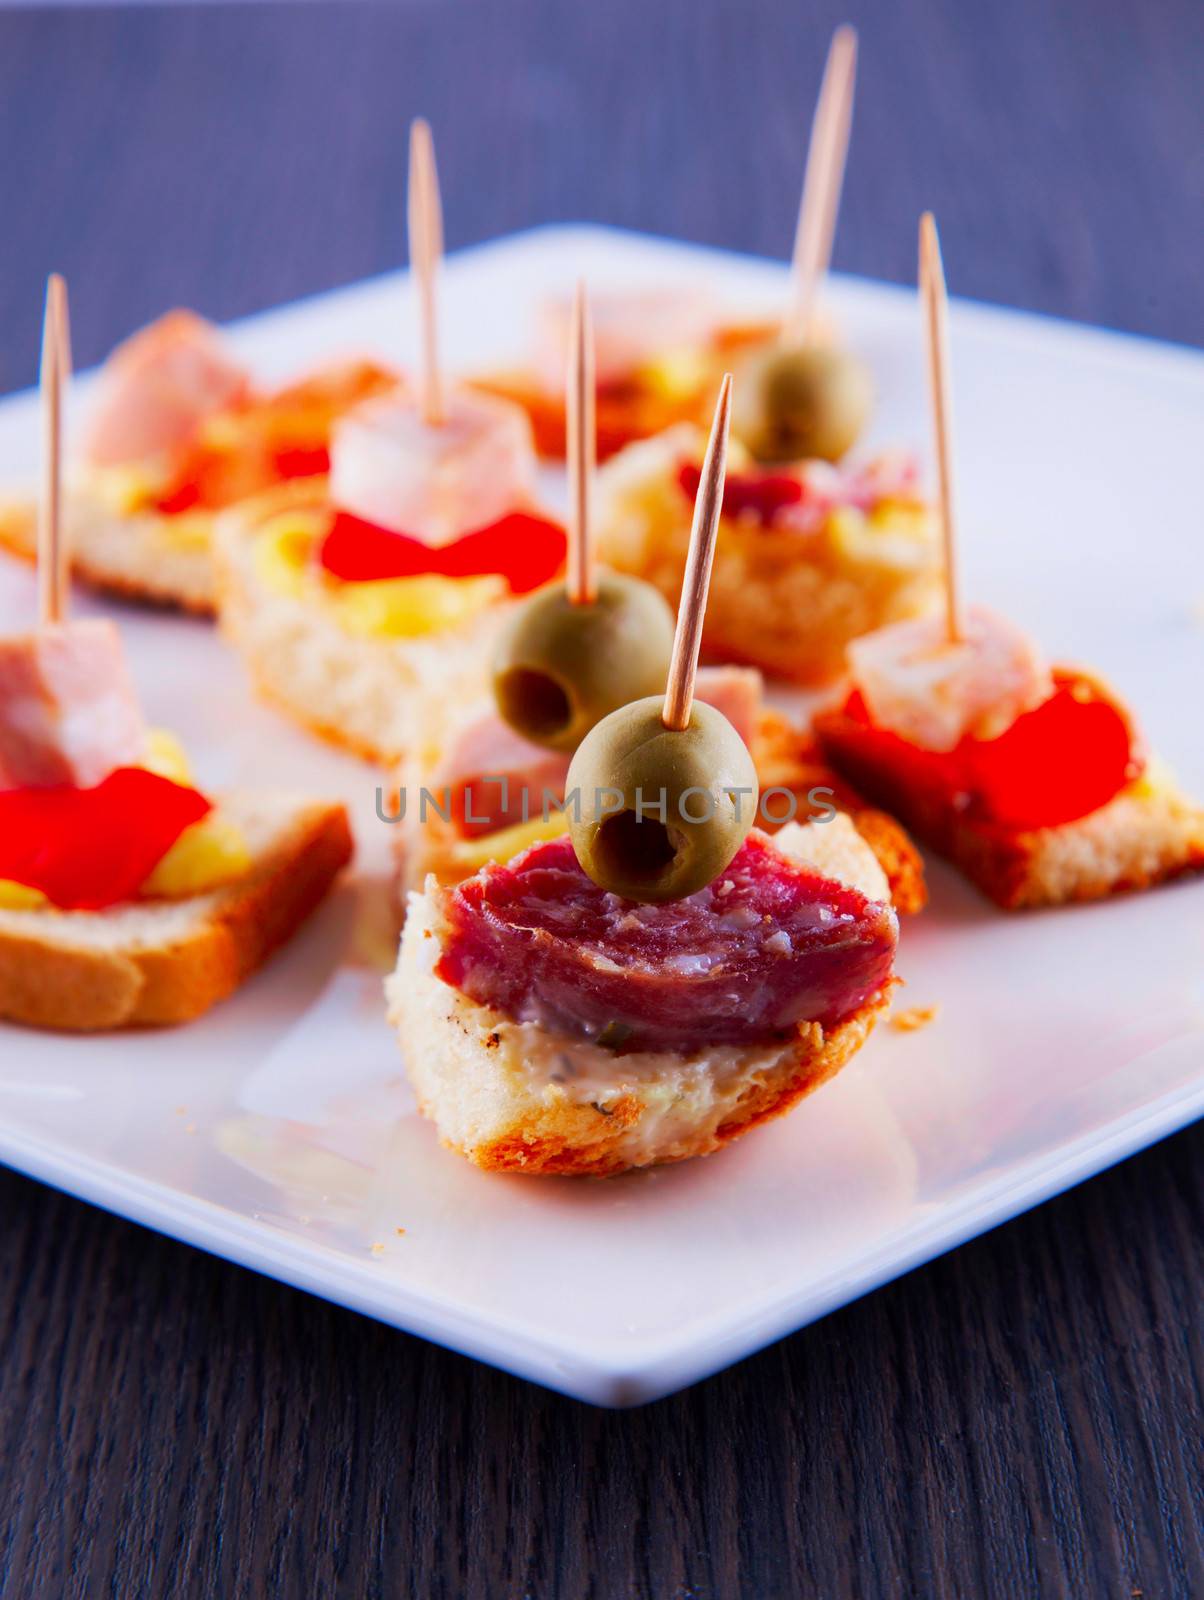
[155,480,202,515]
[836,670,1142,831]
[677,462,804,526]
[0,768,212,911]
[270,443,332,481]
[318,509,567,595]
[153,442,332,515]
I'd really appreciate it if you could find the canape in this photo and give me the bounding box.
[387,374,899,1174]
[389,817,897,1174]
[0,278,352,1032]
[594,425,941,682]
[814,609,1204,908]
[813,217,1204,909]
[0,308,396,614]
[213,122,567,765]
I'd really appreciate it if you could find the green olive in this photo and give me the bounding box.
[731,342,873,464]
[492,570,675,752]
[565,697,758,902]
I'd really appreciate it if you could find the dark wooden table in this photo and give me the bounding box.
[1,4,1201,1596]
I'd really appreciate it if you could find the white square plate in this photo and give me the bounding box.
[1,226,1202,1407]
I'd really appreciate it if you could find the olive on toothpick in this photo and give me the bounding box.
[567,375,758,903]
[731,340,872,464]
[492,282,675,751]
[731,26,871,466]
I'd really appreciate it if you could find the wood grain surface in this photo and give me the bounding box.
[0,2,1201,1596]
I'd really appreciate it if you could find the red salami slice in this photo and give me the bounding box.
[434,833,897,1052]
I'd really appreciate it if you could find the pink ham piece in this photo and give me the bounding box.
[329,389,537,547]
[433,715,569,838]
[0,620,146,790]
[847,605,1053,753]
[437,666,765,838]
[694,665,762,749]
[85,310,251,468]
[534,286,720,390]
[434,832,897,1052]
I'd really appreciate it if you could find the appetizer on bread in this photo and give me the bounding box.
[814,218,1204,909]
[0,308,396,614]
[389,818,896,1175]
[583,34,941,691]
[214,122,566,765]
[388,374,899,1174]
[0,278,352,1032]
[815,610,1204,908]
[472,28,867,463]
[594,426,941,683]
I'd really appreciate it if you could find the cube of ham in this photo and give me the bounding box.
[534,286,720,390]
[0,621,146,790]
[329,389,537,547]
[694,665,762,751]
[85,310,251,468]
[847,606,1053,752]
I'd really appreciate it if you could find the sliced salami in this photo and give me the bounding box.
[433,832,897,1052]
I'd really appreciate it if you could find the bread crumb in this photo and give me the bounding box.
[395,1227,406,1236]
[370,1241,385,1256]
[891,1004,939,1032]
[184,1123,198,1135]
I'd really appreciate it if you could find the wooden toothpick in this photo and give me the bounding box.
[784,25,858,344]
[662,375,732,731]
[565,280,597,606]
[38,273,70,629]
[408,117,445,426]
[919,212,963,643]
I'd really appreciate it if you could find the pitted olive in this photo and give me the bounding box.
[492,570,675,752]
[565,696,758,902]
[732,341,872,464]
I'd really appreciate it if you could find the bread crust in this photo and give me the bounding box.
[815,704,1204,908]
[0,800,351,1031]
[441,996,891,1178]
[0,494,217,615]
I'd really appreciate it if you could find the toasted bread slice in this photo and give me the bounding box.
[0,792,352,1031]
[387,816,896,1176]
[213,479,501,765]
[594,427,942,684]
[816,704,1204,909]
[390,704,927,914]
[0,493,217,615]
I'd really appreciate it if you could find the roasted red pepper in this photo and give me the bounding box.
[153,440,333,515]
[678,462,803,526]
[0,768,212,910]
[151,359,395,516]
[318,509,566,595]
[827,671,1141,831]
